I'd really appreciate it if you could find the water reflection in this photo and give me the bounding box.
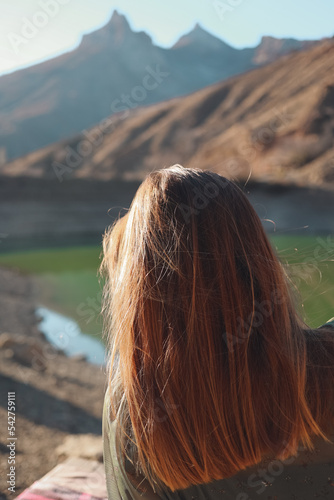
[36,306,106,365]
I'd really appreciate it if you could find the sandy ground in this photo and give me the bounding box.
[0,267,107,499]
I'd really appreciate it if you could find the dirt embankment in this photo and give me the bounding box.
[0,266,107,499]
[0,177,333,254]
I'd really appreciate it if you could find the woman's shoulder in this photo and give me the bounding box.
[318,317,334,329]
[304,316,334,367]
[304,316,334,345]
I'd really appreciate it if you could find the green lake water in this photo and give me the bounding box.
[0,235,333,343]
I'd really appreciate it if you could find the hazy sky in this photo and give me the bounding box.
[1,0,333,76]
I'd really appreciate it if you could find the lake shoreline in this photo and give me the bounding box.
[0,266,107,498]
[0,176,333,253]
[36,305,106,365]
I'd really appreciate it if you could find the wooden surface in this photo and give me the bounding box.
[15,457,108,500]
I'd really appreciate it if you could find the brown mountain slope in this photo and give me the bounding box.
[2,39,334,188]
[0,9,325,162]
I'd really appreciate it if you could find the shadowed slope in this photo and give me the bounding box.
[2,39,334,188]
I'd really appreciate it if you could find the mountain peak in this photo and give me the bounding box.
[172,23,233,51]
[254,35,319,65]
[79,10,132,50]
[107,9,131,31]
[193,22,204,31]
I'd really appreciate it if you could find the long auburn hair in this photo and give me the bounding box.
[100,165,334,493]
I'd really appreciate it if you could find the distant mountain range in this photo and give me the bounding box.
[0,9,324,161]
[2,37,334,189]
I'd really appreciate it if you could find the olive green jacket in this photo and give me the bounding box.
[102,319,334,500]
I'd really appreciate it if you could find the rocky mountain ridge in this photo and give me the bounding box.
[0,9,325,161]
